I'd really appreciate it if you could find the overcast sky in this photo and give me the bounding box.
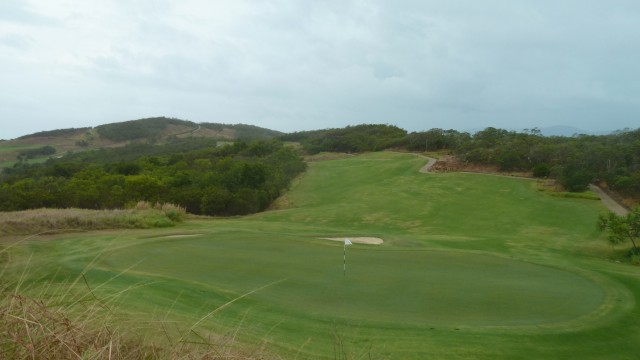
[1,0,639,139]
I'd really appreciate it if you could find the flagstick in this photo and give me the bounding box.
[343,242,346,276]
[343,238,352,277]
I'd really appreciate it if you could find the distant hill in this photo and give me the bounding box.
[0,117,283,168]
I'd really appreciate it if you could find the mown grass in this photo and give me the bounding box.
[3,152,640,359]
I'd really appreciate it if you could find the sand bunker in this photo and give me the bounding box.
[163,234,203,238]
[321,237,384,245]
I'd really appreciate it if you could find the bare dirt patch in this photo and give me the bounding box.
[430,155,532,176]
[320,237,384,245]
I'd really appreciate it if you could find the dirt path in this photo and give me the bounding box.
[589,185,629,215]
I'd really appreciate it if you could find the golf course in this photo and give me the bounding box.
[5,152,640,359]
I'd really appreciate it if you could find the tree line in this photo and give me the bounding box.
[0,140,306,216]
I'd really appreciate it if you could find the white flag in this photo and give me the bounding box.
[344,239,352,246]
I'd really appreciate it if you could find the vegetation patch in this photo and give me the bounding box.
[0,202,186,236]
[535,180,600,200]
[549,191,600,200]
[0,140,306,216]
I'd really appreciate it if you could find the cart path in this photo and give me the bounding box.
[589,185,629,215]
[419,156,437,173]
[400,152,436,173]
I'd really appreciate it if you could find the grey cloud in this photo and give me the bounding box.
[1,0,639,139]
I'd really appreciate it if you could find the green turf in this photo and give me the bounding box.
[7,152,640,359]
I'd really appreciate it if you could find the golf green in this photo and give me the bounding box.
[99,235,605,328]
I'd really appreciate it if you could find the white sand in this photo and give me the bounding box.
[320,237,384,245]
[163,234,202,238]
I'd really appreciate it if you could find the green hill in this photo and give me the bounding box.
[0,117,283,168]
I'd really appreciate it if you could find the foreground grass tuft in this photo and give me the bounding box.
[0,291,280,359]
[0,261,277,360]
[1,294,149,359]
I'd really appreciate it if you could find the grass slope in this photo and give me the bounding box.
[5,152,640,359]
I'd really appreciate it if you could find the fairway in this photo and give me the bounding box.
[8,152,640,359]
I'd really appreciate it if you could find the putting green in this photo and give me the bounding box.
[99,235,606,328]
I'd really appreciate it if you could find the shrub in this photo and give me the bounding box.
[532,163,551,178]
[559,167,594,192]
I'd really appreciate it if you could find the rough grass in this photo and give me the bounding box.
[0,294,158,359]
[0,202,186,236]
[0,238,278,360]
[535,180,601,200]
[0,284,276,359]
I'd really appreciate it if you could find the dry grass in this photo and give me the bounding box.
[0,291,277,360]
[0,252,279,360]
[0,202,187,236]
[0,294,154,359]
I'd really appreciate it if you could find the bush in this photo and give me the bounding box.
[559,167,594,192]
[532,163,551,178]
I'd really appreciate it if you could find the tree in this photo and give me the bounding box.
[598,207,640,255]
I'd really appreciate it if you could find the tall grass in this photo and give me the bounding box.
[0,202,187,236]
[0,289,278,359]
[0,248,278,360]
